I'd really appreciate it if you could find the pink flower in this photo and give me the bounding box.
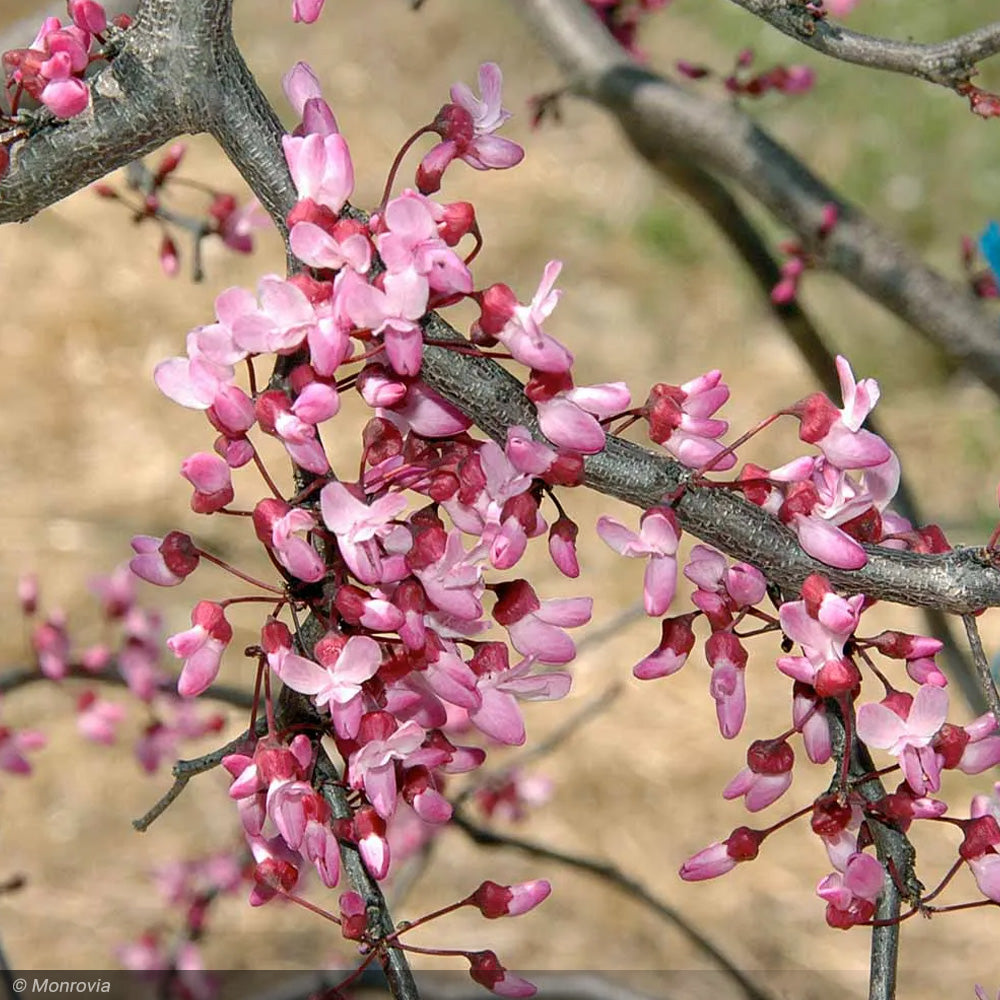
[68,1,107,33]
[776,574,864,697]
[596,508,679,616]
[376,191,473,296]
[644,371,734,470]
[795,356,891,470]
[129,531,200,587]
[282,132,354,212]
[167,601,233,698]
[825,0,858,15]
[338,269,430,376]
[272,633,382,739]
[534,379,630,455]
[633,614,696,680]
[282,62,338,136]
[492,580,592,665]
[348,711,426,819]
[417,63,525,194]
[470,880,551,918]
[180,451,234,514]
[291,0,325,23]
[816,851,884,928]
[706,631,748,738]
[253,499,325,583]
[469,656,572,746]
[76,691,126,745]
[320,481,409,584]
[475,262,573,373]
[0,715,46,775]
[856,685,949,795]
[679,826,763,881]
[723,738,795,811]
[467,951,537,1000]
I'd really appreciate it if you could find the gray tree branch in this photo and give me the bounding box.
[510,0,1000,398]
[726,0,1000,91]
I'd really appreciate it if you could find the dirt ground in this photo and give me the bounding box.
[2,1,1000,998]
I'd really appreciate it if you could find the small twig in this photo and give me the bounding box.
[450,808,776,1000]
[961,613,1000,723]
[0,662,254,711]
[132,717,266,831]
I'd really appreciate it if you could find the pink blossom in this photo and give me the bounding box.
[475,262,574,373]
[795,356,891,469]
[68,1,107,33]
[253,499,325,583]
[825,0,859,15]
[493,580,592,665]
[75,691,126,745]
[377,191,473,296]
[707,631,748,739]
[230,275,317,355]
[338,268,430,376]
[467,951,537,1000]
[417,62,525,194]
[723,738,794,811]
[410,528,484,620]
[273,633,382,739]
[856,685,949,795]
[644,371,734,470]
[348,711,427,819]
[816,851,884,928]
[291,0,325,23]
[321,481,409,584]
[679,826,763,881]
[470,879,551,918]
[776,574,864,696]
[282,61,338,136]
[167,601,233,698]
[596,507,679,616]
[534,380,630,455]
[180,451,234,514]
[633,614,696,680]
[129,531,200,587]
[0,716,46,775]
[290,220,372,274]
[282,132,354,212]
[469,656,572,746]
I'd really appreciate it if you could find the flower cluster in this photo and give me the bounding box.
[132,60,603,996]
[2,1,118,120]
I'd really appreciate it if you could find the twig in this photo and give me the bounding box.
[726,1,1000,92]
[961,613,1000,724]
[0,662,254,710]
[450,807,776,1000]
[132,717,266,831]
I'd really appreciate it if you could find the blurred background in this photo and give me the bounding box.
[1,1,1000,997]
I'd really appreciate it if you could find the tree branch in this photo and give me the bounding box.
[510,0,1000,398]
[726,1,1000,91]
[5,0,1000,617]
[730,0,1000,89]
